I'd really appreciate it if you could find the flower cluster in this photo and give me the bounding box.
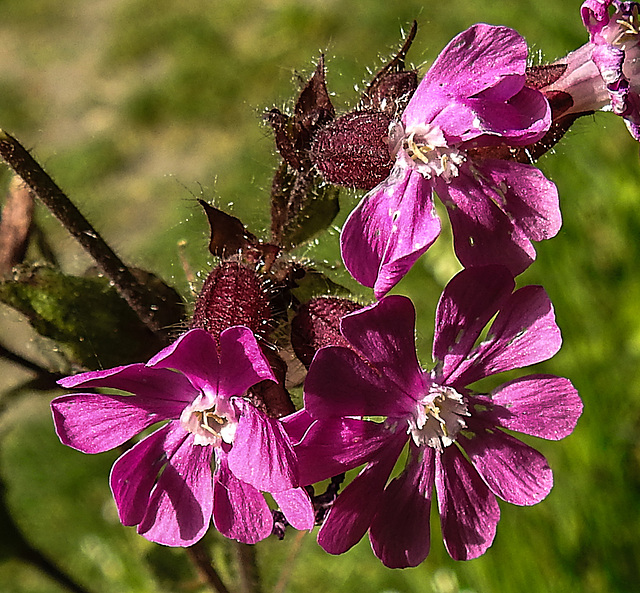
[50,3,624,570]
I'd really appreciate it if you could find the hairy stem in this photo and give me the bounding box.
[0,130,169,339]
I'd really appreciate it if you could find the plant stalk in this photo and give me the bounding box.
[0,130,169,339]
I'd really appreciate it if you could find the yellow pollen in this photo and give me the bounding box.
[403,132,435,165]
[197,411,227,435]
[426,399,448,435]
[615,7,640,43]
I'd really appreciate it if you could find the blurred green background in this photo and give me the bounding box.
[1,0,639,592]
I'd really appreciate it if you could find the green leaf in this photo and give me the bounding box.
[290,266,352,304]
[0,266,165,369]
[271,164,341,250]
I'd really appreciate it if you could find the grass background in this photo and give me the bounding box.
[1,0,639,591]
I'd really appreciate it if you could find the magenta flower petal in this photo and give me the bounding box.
[53,324,299,547]
[545,1,640,141]
[218,326,276,396]
[460,428,553,506]
[57,364,196,403]
[212,457,273,544]
[318,435,406,555]
[582,0,610,34]
[284,411,394,485]
[438,174,537,276]
[404,25,540,140]
[137,434,214,546]
[369,446,435,568]
[436,445,500,561]
[51,393,184,454]
[473,159,561,241]
[304,345,417,418]
[432,266,514,381]
[272,488,315,530]
[451,285,562,386]
[425,85,549,146]
[149,327,274,396]
[339,24,553,293]
[483,375,583,440]
[341,168,440,298]
[147,329,222,393]
[110,423,177,527]
[471,85,551,143]
[228,399,297,492]
[302,268,581,566]
[340,296,425,396]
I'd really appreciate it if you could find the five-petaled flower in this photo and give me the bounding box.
[51,327,314,546]
[287,266,582,568]
[341,24,560,298]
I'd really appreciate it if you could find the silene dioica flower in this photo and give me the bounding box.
[51,327,314,546]
[341,24,561,298]
[543,0,640,139]
[288,267,582,568]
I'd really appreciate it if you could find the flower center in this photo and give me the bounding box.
[612,4,640,48]
[409,384,470,451]
[180,394,238,446]
[393,122,466,181]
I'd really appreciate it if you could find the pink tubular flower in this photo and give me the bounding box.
[543,1,640,139]
[290,267,582,568]
[340,24,560,298]
[51,327,314,546]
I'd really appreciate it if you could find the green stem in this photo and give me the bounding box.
[186,541,233,593]
[21,542,94,593]
[0,130,169,340]
[0,341,56,378]
[235,542,261,593]
[273,531,306,593]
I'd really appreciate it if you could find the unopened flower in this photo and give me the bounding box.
[51,327,313,546]
[290,266,582,567]
[340,24,559,298]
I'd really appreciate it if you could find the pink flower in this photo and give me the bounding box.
[543,1,640,139]
[51,327,314,546]
[289,267,582,567]
[340,24,559,298]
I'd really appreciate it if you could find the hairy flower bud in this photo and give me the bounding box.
[291,296,362,367]
[191,261,272,341]
[310,111,394,189]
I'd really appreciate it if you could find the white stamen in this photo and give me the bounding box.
[409,384,470,451]
[397,123,466,181]
[180,395,238,446]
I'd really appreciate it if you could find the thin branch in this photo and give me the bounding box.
[0,176,33,276]
[273,531,306,593]
[186,541,233,593]
[0,130,169,340]
[1,475,94,593]
[20,541,95,593]
[235,542,261,593]
[0,341,60,380]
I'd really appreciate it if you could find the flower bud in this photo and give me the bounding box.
[191,261,272,341]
